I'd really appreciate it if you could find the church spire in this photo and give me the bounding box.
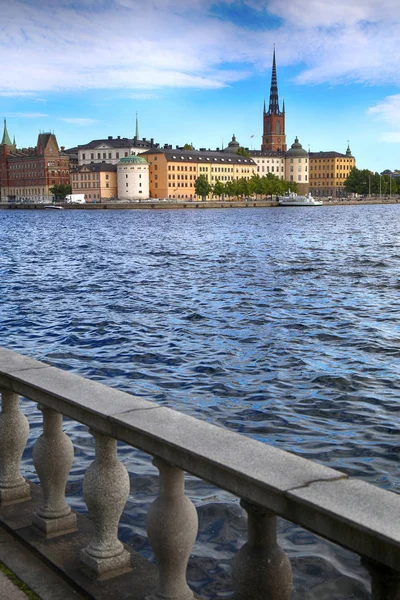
[1,118,12,146]
[267,46,281,116]
[135,112,139,140]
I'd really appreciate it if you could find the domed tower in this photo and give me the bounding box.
[285,137,309,195]
[224,134,240,154]
[117,155,149,200]
[262,48,286,153]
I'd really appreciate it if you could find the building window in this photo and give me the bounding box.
[82,154,86,160]
[116,152,119,159]
[106,174,109,180]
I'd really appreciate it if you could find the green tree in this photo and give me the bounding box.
[237,147,251,158]
[49,183,72,200]
[183,143,194,150]
[213,179,225,199]
[249,173,263,197]
[194,175,212,201]
[224,179,238,199]
[344,167,372,195]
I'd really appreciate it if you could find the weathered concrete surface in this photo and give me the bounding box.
[0,571,29,600]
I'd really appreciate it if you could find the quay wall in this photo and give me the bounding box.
[0,197,399,210]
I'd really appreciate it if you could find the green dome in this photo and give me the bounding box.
[118,155,148,165]
[286,136,308,158]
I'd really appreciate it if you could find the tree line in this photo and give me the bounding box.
[194,173,297,200]
[344,168,399,196]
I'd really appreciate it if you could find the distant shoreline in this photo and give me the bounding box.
[0,198,399,210]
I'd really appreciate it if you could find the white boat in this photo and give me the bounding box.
[278,192,323,206]
[44,205,64,210]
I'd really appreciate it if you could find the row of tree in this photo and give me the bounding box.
[344,168,399,196]
[194,173,297,200]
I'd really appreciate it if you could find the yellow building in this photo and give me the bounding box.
[142,147,257,200]
[71,163,117,202]
[309,146,355,198]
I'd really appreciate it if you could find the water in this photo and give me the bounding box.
[1,205,400,598]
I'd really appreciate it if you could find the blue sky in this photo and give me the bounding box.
[1,0,399,172]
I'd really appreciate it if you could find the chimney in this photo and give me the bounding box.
[108,136,112,140]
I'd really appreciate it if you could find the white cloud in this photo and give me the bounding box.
[60,118,98,125]
[367,94,400,143]
[367,94,400,125]
[0,0,399,93]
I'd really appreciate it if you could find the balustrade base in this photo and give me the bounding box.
[146,588,195,600]
[0,481,158,599]
[33,511,78,538]
[80,547,132,580]
[0,480,31,506]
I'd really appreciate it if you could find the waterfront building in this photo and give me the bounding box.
[142,147,257,200]
[70,163,117,202]
[117,155,149,201]
[262,48,286,153]
[249,151,285,179]
[75,135,159,166]
[285,137,309,195]
[309,145,356,197]
[0,120,70,203]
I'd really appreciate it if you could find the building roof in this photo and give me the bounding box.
[118,155,148,165]
[142,148,256,166]
[1,119,12,146]
[76,136,158,151]
[250,150,285,159]
[286,136,308,158]
[71,163,117,173]
[309,151,352,159]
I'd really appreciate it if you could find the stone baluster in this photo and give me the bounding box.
[32,405,77,537]
[232,500,292,600]
[146,458,198,600]
[0,390,30,505]
[80,431,131,579]
[364,559,400,600]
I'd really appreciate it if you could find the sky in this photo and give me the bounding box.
[1,0,399,173]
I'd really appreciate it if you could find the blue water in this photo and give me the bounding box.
[1,205,400,598]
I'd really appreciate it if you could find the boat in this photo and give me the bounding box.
[44,205,64,210]
[278,192,323,206]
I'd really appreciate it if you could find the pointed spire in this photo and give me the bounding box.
[13,134,16,146]
[282,99,285,113]
[346,141,352,156]
[135,112,139,139]
[1,118,12,146]
[267,46,281,116]
[263,98,266,113]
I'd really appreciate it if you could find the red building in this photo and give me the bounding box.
[0,119,70,203]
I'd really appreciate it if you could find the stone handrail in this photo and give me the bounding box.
[0,346,399,599]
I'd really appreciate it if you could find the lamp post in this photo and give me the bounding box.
[379,174,382,199]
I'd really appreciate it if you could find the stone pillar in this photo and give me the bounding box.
[80,431,131,579]
[364,559,400,600]
[232,500,292,600]
[146,458,198,600]
[32,406,77,537]
[0,390,30,505]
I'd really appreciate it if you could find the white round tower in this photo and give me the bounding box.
[117,155,149,201]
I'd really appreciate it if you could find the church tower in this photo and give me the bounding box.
[261,48,286,152]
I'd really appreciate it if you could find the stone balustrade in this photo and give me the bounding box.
[0,346,399,599]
